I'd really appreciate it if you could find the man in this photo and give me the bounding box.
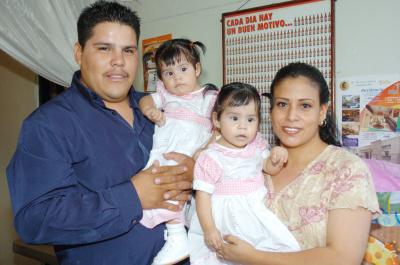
[7,1,193,264]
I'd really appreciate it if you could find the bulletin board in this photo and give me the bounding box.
[222,0,334,142]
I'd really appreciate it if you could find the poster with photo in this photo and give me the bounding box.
[336,76,400,227]
[336,75,400,161]
[142,34,172,93]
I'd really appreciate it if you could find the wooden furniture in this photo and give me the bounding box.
[12,239,189,265]
[13,239,58,265]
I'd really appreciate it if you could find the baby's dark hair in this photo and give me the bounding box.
[154,38,204,79]
[155,38,217,93]
[213,82,261,122]
[269,62,341,146]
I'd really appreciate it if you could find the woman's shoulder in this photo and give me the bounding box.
[323,145,366,165]
[315,145,371,180]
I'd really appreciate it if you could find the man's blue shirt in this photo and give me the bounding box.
[7,71,165,264]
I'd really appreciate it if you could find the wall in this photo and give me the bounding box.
[0,50,39,265]
[133,0,400,90]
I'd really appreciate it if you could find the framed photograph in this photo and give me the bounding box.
[222,0,335,142]
[142,34,172,93]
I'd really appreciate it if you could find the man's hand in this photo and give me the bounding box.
[156,152,194,200]
[131,152,194,211]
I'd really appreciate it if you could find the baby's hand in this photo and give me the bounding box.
[144,108,165,127]
[270,146,288,167]
[204,228,223,251]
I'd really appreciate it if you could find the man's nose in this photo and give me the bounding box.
[111,50,125,66]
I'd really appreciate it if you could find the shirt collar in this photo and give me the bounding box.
[72,70,139,110]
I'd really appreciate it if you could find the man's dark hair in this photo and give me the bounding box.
[77,0,140,48]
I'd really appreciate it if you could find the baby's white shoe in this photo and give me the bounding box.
[152,223,189,265]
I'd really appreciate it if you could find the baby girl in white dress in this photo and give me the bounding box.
[188,82,300,265]
[139,38,218,265]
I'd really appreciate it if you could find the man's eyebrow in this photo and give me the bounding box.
[93,42,112,46]
[92,42,138,49]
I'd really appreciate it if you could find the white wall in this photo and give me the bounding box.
[335,0,400,77]
[133,0,400,90]
[0,50,39,265]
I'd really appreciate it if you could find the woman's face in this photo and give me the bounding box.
[271,76,327,149]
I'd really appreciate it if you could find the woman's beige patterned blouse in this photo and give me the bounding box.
[265,145,380,250]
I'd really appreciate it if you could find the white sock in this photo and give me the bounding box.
[166,223,186,234]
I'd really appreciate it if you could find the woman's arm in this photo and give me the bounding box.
[196,190,223,250]
[219,207,372,265]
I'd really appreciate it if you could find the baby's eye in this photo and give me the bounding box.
[163,71,173,78]
[181,67,188,72]
[248,117,256,122]
[230,116,238,121]
[301,103,312,109]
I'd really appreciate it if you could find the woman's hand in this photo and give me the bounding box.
[217,234,256,264]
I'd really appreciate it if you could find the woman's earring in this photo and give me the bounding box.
[319,118,327,127]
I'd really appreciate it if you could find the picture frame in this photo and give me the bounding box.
[142,34,172,93]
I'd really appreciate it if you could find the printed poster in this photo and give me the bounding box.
[336,76,400,227]
[336,75,400,151]
[222,0,333,143]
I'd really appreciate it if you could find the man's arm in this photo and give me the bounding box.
[7,118,190,245]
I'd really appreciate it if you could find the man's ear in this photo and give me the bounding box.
[195,63,201,78]
[74,42,83,66]
[212,112,220,130]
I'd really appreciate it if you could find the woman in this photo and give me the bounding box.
[217,62,380,265]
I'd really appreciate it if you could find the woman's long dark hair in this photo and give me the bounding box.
[269,62,341,146]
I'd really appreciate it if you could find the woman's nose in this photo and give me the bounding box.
[286,105,298,121]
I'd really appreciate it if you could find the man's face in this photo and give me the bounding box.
[74,22,138,105]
